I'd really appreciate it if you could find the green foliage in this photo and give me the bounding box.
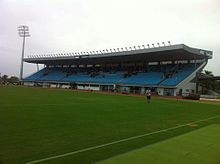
[200,70,219,93]
[0,74,19,85]
[204,70,214,77]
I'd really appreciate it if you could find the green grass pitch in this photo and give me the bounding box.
[0,86,220,163]
[99,124,220,164]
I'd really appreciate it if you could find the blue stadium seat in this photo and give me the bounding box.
[24,68,47,81]
[24,64,199,86]
[37,68,65,81]
[63,73,91,82]
[89,72,124,84]
[160,64,196,86]
[119,72,164,85]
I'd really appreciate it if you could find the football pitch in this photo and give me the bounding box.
[99,124,220,164]
[0,86,220,164]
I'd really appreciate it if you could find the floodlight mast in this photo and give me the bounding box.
[18,25,30,80]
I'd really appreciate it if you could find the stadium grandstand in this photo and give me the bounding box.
[23,44,212,96]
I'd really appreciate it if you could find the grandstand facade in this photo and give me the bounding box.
[23,44,212,96]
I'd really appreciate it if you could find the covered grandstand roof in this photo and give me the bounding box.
[24,44,212,65]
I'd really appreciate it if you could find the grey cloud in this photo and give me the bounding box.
[0,0,219,77]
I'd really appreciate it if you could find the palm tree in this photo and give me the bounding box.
[201,70,215,92]
[204,70,214,77]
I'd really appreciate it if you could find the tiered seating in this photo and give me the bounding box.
[25,68,47,81]
[38,68,66,81]
[89,72,124,84]
[120,72,164,85]
[160,65,195,86]
[63,73,91,82]
[24,64,199,86]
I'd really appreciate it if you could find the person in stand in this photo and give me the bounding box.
[146,89,151,103]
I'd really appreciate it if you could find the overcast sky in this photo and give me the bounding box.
[0,0,220,77]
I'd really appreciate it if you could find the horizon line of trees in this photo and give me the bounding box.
[0,73,20,85]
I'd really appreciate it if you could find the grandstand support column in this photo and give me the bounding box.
[195,72,199,94]
[18,25,30,80]
[36,64,39,71]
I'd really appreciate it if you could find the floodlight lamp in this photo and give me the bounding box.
[168,41,171,46]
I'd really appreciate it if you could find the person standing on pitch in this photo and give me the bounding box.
[146,89,151,103]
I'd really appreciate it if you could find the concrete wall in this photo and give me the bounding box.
[23,82,34,86]
[77,85,100,91]
[61,85,70,89]
[176,82,196,96]
[50,84,58,88]
[157,88,164,96]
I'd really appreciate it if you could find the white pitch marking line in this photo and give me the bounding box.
[25,114,220,164]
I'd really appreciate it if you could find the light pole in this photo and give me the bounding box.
[18,25,30,80]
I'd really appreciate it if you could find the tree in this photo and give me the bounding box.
[204,70,214,77]
[0,73,2,84]
[2,75,8,83]
[200,70,218,93]
[0,74,20,85]
[8,76,19,84]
